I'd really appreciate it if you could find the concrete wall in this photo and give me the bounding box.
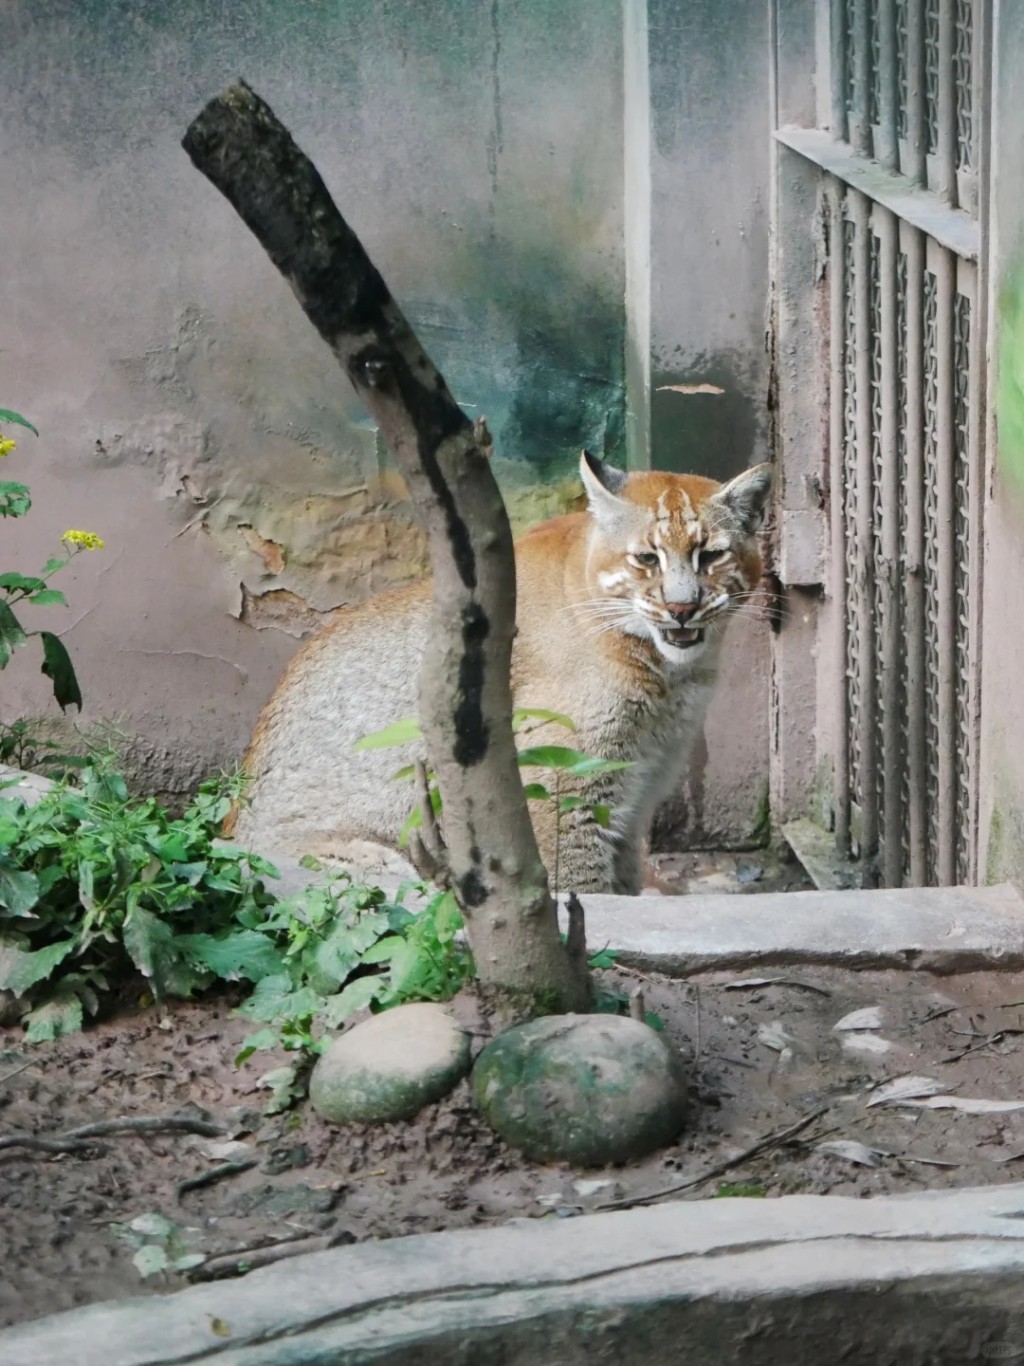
[1,0,773,845]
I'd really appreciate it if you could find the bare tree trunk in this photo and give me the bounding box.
[183,82,588,1012]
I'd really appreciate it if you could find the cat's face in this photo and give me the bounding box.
[579,452,772,666]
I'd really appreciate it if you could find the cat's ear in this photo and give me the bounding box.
[580,450,629,522]
[712,463,773,534]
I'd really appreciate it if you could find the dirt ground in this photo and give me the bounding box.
[5,936,1024,1331]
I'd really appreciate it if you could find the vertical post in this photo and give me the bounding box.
[829,184,851,856]
[905,0,927,183]
[830,0,849,140]
[851,0,873,155]
[877,206,902,885]
[935,245,957,885]
[876,0,900,170]
[904,226,928,884]
[852,190,878,858]
[936,0,957,199]
[623,0,652,469]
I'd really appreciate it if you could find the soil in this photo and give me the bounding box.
[3,849,1022,1331]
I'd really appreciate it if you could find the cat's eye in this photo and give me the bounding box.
[698,548,727,569]
[631,551,660,568]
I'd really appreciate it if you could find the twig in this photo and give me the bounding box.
[177,1158,257,1195]
[408,759,451,889]
[628,985,646,1023]
[0,1112,226,1156]
[0,1060,35,1086]
[597,1105,830,1211]
[939,1027,1024,1063]
[188,1235,333,1282]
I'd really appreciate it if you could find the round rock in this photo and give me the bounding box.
[472,1014,688,1166]
[310,1002,471,1125]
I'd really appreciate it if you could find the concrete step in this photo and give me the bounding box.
[570,881,1024,975]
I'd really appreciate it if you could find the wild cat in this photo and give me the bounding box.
[228,451,772,894]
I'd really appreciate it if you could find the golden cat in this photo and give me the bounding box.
[228,452,772,894]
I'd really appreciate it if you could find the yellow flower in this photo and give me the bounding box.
[0,437,16,458]
[61,530,105,550]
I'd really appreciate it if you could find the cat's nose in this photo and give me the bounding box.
[665,601,699,621]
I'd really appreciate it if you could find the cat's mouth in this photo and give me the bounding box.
[659,625,704,649]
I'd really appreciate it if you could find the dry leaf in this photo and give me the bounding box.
[866,1075,950,1108]
[841,1033,893,1056]
[723,976,830,997]
[833,1006,884,1032]
[816,1139,882,1167]
[757,1021,794,1053]
[655,382,725,395]
[901,1096,1024,1114]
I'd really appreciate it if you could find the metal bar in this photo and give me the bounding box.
[877,207,902,885]
[852,191,878,858]
[905,0,927,183]
[934,246,957,884]
[876,0,900,170]
[831,0,850,140]
[936,0,957,199]
[851,0,873,155]
[829,184,851,856]
[903,227,928,884]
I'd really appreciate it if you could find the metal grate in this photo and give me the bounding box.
[921,269,941,878]
[842,217,864,824]
[830,187,978,886]
[953,291,972,882]
[924,0,941,156]
[895,0,909,141]
[834,0,977,210]
[954,0,974,171]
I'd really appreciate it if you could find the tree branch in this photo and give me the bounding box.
[183,82,587,1009]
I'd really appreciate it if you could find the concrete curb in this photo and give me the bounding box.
[6,1183,1024,1364]
[573,881,1024,974]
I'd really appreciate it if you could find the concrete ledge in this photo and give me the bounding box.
[573,882,1024,974]
[6,1184,1024,1364]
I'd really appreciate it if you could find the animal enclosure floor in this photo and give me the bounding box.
[4,959,1024,1331]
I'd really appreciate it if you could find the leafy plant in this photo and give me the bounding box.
[0,406,103,711]
[0,765,280,1040]
[357,708,630,895]
[235,878,471,1066]
[0,759,473,1074]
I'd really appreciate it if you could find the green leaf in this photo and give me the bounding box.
[122,906,186,997]
[171,1252,207,1272]
[644,1010,666,1032]
[24,988,84,1043]
[40,631,83,711]
[0,599,27,667]
[0,864,40,916]
[0,936,75,994]
[0,409,39,436]
[522,782,552,802]
[591,803,612,829]
[320,975,384,1027]
[29,589,66,607]
[0,482,31,518]
[587,947,618,970]
[516,746,632,776]
[431,890,463,941]
[298,853,323,871]
[257,1062,305,1115]
[177,930,284,983]
[353,716,422,750]
[236,973,322,1024]
[234,1027,283,1066]
[132,1244,169,1278]
[359,936,401,964]
[512,707,576,732]
[0,573,45,593]
[558,795,592,814]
